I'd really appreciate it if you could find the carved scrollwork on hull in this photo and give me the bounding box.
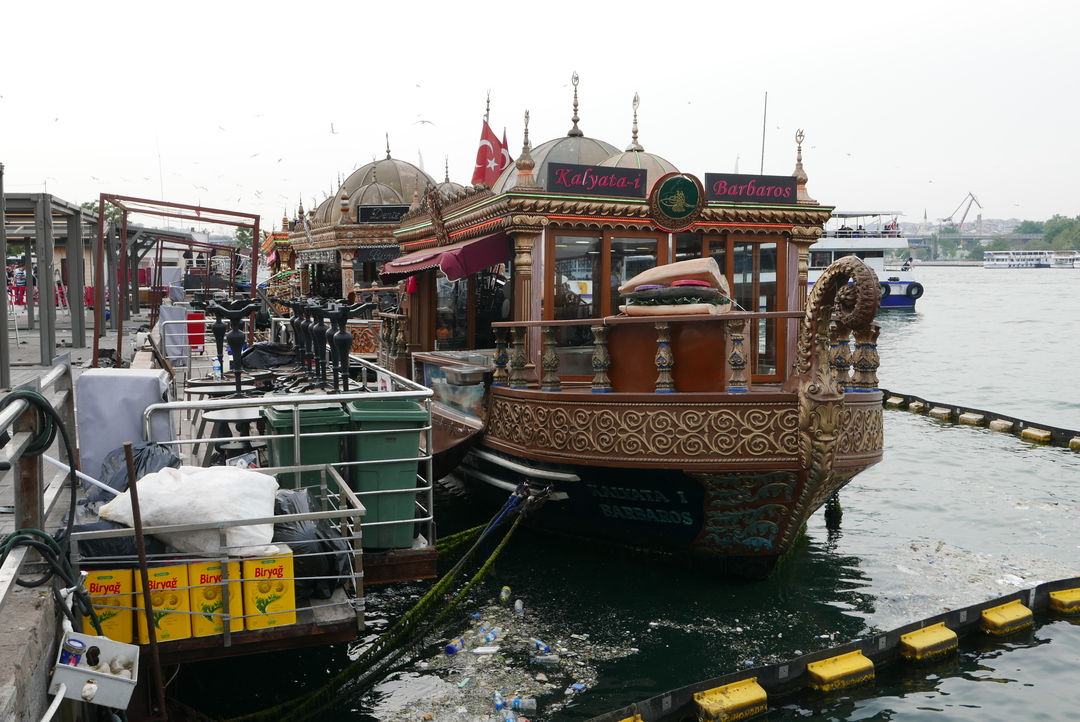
[836,404,884,457]
[699,502,790,553]
[485,396,799,464]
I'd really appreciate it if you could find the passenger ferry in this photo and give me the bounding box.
[809,212,922,308]
[367,105,885,577]
[983,250,1053,268]
[1050,250,1080,269]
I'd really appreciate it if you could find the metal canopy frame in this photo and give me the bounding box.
[92,194,260,367]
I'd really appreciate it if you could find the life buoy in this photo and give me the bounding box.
[879,282,891,299]
[906,282,924,299]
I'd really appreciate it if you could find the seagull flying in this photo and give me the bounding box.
[330,123,338,134]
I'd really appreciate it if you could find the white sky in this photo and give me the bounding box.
[3,0,1077,236]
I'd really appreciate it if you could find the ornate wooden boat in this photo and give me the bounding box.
[377,102,884,576]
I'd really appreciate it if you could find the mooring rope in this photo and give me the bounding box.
[225,489,530,722]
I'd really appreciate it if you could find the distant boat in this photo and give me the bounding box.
[1050,250,1080,269]
[810,211,923,308]
[983,250,1053,268]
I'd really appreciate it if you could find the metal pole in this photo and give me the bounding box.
[91,197,105,366]
[106,223,119,331]
[0,162,9,388]
[124,442,168,722]
[68,208,86,347]
[249,218,259,345]
[34,195,57,364]
[116,211,128,359]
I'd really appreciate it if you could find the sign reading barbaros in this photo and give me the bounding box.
[704,173,798,204]
[547,162,647,199]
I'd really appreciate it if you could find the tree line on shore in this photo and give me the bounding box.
[920,215,1080,261]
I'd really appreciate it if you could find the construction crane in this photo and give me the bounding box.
[943,192,982,235]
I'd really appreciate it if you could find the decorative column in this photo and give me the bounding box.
[492,327,509,387]
[829,321,853,392]
[540,326,561,392]
[590,325,612,393]
[508,326,528,389]
[851,322,880,392]
[789,226,822,312]
[339,250,355,297]
[726,319,748,393]
[299,265,311,295]
[654,321,674,393]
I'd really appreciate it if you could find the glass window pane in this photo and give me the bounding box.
[756,243,778,375]
[554,235,600,345]
[473,264,511,349]
[675,232,704,263]
[809,251,831,269]
[435,274,468,350]
[611,236,659,312]
[731,242,754,313]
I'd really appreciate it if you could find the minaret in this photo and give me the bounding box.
[511,110,539,191]
[567,72,583,137]
[626,93,644,152]
[791,129,817,205]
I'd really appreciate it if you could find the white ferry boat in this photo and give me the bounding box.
[983,250,1053,268]
[1050,250,1080,269]
[809,211,923,308]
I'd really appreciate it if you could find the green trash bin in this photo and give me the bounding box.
[345,399,428,549]
[263,402,350,489]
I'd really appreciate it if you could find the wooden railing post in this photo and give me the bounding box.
[508,326,528,390]
[654,321,674,393]
[726,319,748,393]
[590,325,612,393]
[539,326,561,392]
[851,321,880,391]
[492,327,509,387]
[830,321,853,392]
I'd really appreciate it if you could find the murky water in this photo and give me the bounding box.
[176,266,1080,720]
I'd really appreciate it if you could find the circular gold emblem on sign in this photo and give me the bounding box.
[649,172,704,232]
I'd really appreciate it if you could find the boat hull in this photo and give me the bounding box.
[443,389,883,575]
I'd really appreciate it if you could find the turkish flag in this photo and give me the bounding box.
[471,120,513,188]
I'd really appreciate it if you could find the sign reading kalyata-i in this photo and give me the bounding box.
[547,162,647,199]
[704,173,798,204]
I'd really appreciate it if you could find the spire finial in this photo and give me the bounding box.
[485,90,491,124]
[298,194,304,215]
[791,129,817,204]
[568,71,583,137]
[385,133,391,159]
[512,110,538,190]
[626,92,644,152]
[444,155,450,184]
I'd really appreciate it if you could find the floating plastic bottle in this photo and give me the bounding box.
[492,691,506,710]
[211,357,223,380]
[501,710,517,721]
[484,626,503,643]
[444,637,466,655]
[532,654,560,665]
[509,697,537,711]
[499,586,512,602]
[514,599,524,615]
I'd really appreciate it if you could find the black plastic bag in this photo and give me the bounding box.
[61,518,169,560]
[85,442,181,505]
[272,489,351,601]
[242,342,297,369]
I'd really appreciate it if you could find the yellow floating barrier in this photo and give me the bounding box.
[1069,437,1080,452]
[981,599,1033,636]
[1049,588,1080,615]
[806,651,874,692]
[694,678,767,722]
[929,407,952,420]
[1021,427,1052,443]
[615,715,644,722]
[958,412,985,425]
[899,622,958,662]
[989,419,1014,432]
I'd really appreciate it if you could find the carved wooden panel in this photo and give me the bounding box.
[485,396,799,464]
[836,403,884,457]
[348,321,381,354]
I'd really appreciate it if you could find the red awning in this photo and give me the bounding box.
[380,232,510,282]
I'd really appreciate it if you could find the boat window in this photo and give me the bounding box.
[708,238,727,282]
[756,243,778,375]
[675,232,705,262]
[611,236,659,319]
[810,251,832,269]
[553,235,600,345]
[435,273,468,350]
[856,251,885,259]
[473,265,511,350]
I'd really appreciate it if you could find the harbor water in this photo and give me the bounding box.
[176,266,1080,720]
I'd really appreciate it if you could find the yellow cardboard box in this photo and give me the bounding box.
[135,565,192,644]
[242,546,296,630]
[188,560,244,637]
[82,569,134,644]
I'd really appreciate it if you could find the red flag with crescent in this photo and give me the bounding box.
[471,120,512,188]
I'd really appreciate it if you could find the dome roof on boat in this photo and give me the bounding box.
[314,140,436,223]
[596,92,678,193]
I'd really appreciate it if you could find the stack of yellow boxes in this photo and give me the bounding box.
[81,545,298,644]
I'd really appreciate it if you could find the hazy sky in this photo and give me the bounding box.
[3,0,1077,237]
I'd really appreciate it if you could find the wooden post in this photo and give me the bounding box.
[508,326,528,390]
[726,318,748,393]
[540,326,561,392]
[492,327,509,387]
[590,325,612,393]
[830,321,852,392]
[654,321,674,393]
[851,322,880,391]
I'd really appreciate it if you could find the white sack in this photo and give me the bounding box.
[99,466,280,557]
